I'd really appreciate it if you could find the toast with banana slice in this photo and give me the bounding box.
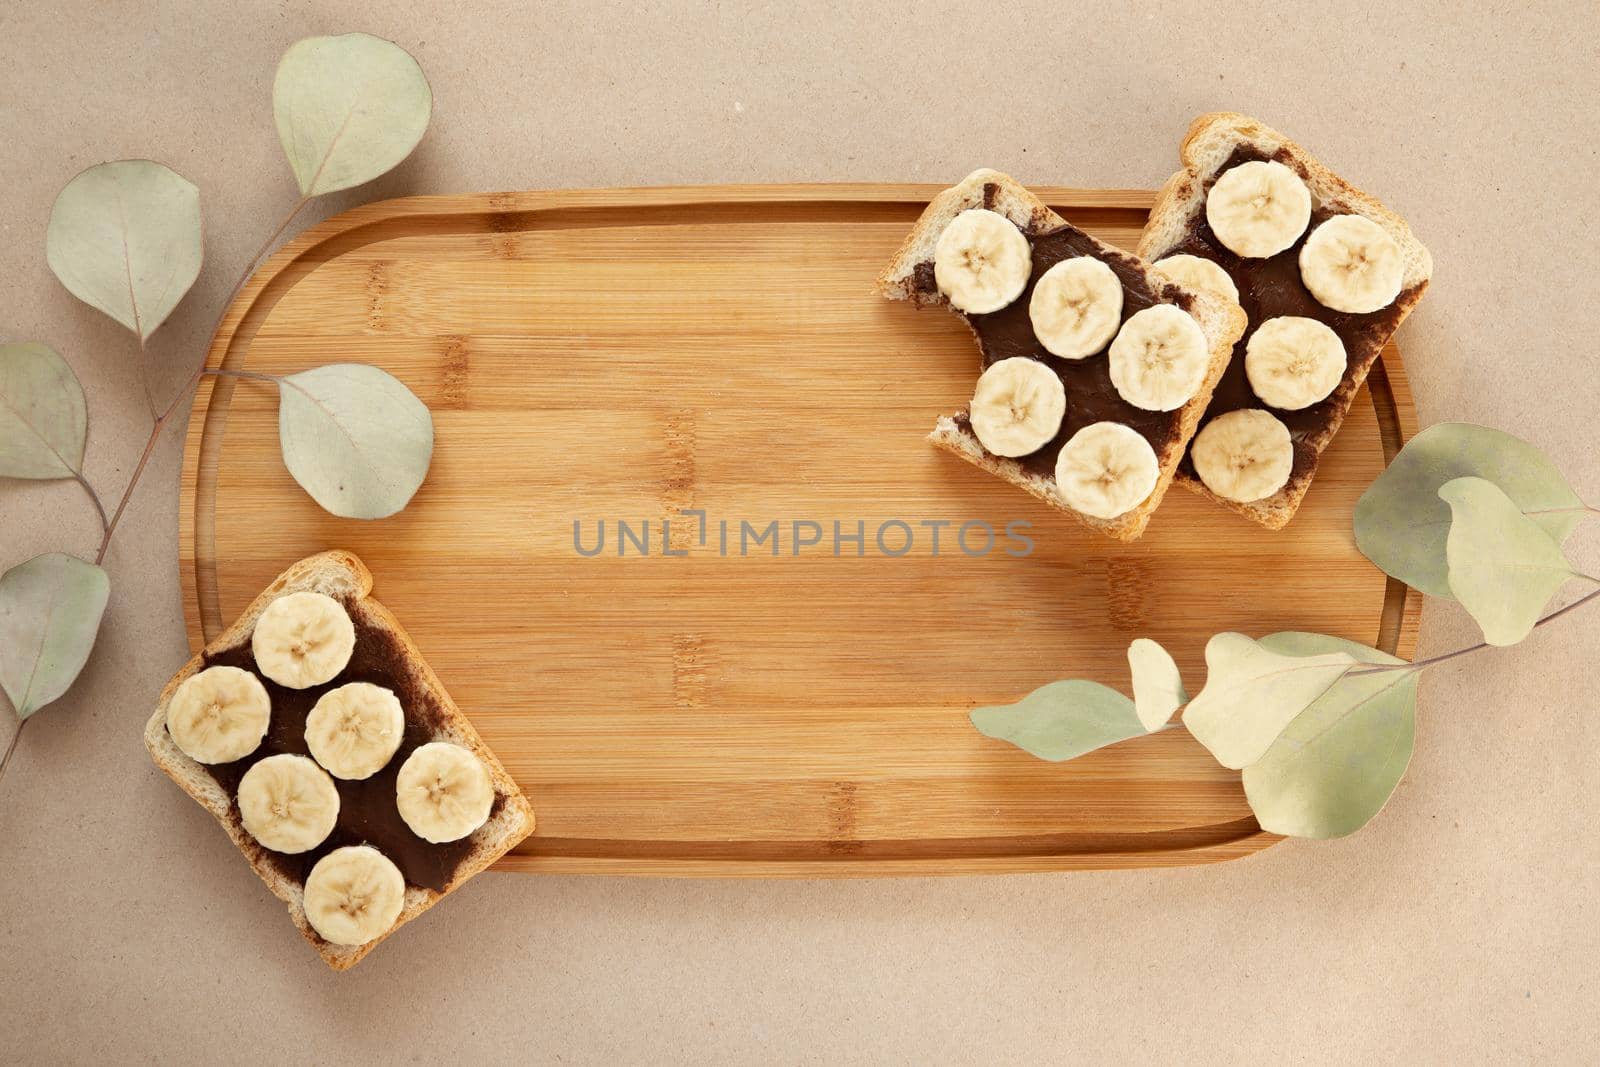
[879,168,1246,542]
[145,550,536,971]
[1138,112,1432,529]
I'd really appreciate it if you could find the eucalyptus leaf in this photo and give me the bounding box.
[1243,633,1416,838]
[273,33,432,197]
[971,680,1145,762]
[1354,423,1582,598]
[278,363,434,519]
[1127,638,1185,732]
[0,554,110,719]
[1182,633,1355,770]
[45,160,203,342]
[0,343,87,479]
[1439,476,1577,646]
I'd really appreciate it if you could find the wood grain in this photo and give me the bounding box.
[178,184,1419,876]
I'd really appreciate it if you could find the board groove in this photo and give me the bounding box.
[180,183,1419,876]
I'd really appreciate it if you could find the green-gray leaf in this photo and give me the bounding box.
[0,343,87,479]
[273,33,433,197]
[0,554,110,719]
[1439,476,1576,646]
[278,363,434,519]
[1127,637,1185,732]
[1182,633,1355,770]
[1354,423,1582,598]
[1245,633,1416,839]
[971,680,1145,762]
[45,160,203,342]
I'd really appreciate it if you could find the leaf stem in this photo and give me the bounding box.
[87,197,312,567]
[71,469,109,533]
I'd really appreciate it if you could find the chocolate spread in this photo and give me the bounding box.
[913,196,1195,478]
[195,600,501,893]
[1156,146,1419,481]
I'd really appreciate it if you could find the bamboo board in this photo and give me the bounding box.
[179,184,1419,876]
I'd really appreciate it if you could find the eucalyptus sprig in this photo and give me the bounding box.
[1,33,437,781]
[972,424,1599,839]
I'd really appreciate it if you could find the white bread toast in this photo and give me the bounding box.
[879,168,1246,542]
[144,550,536,971]
[1139,112,1433,529]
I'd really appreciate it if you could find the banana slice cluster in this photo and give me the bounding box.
[162,589,499,946]
[1202,160,1403,315]
[936,209,1216,521]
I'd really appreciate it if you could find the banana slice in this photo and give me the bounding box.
[1053,422,1160,520]
[967,357,1066,458]
[1152,254,1240,306]
[303,845,406,946]
[1190,409,1294,503]
[166,666,271,765]
[1205,161,1311,258]
[237,753,340,854]
[933,208,1032,314]
[1245,316,1347,410]
[395,742,495,843]
[305,682,405,780]
[1298,214,1403,313]
[251,591,356,690]
[1107,305,1210,412]
[1027,256,1123,359]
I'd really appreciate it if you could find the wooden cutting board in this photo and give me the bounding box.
[179,183,1419,876]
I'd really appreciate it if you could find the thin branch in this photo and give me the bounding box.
[222,195,310,313]
[94,422,164,565]
[88,198,311,566]
[0,717,26,784]
[1525,504,1600,517]
[1347,582,1600,677]
[134,335,158,422]
[203,368,279,384]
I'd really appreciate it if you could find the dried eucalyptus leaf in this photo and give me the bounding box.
[1439,476,1576,646]
[1127,637,1185,732]
[1245,633,1416,839]
[971,680,1145,762]
[1182,633,1355,770]
[278,363,433,519]
[0,554,110,719]
[0,343,87,479]
[45,160,203,342]
[273,33,432,197]
[1354,423,1582,598]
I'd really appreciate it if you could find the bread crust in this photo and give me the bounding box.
[1138,112,1433,529]
[879,168,1246,542]
[144,550,536,971]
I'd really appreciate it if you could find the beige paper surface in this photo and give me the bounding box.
[1,1,1595,1061]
